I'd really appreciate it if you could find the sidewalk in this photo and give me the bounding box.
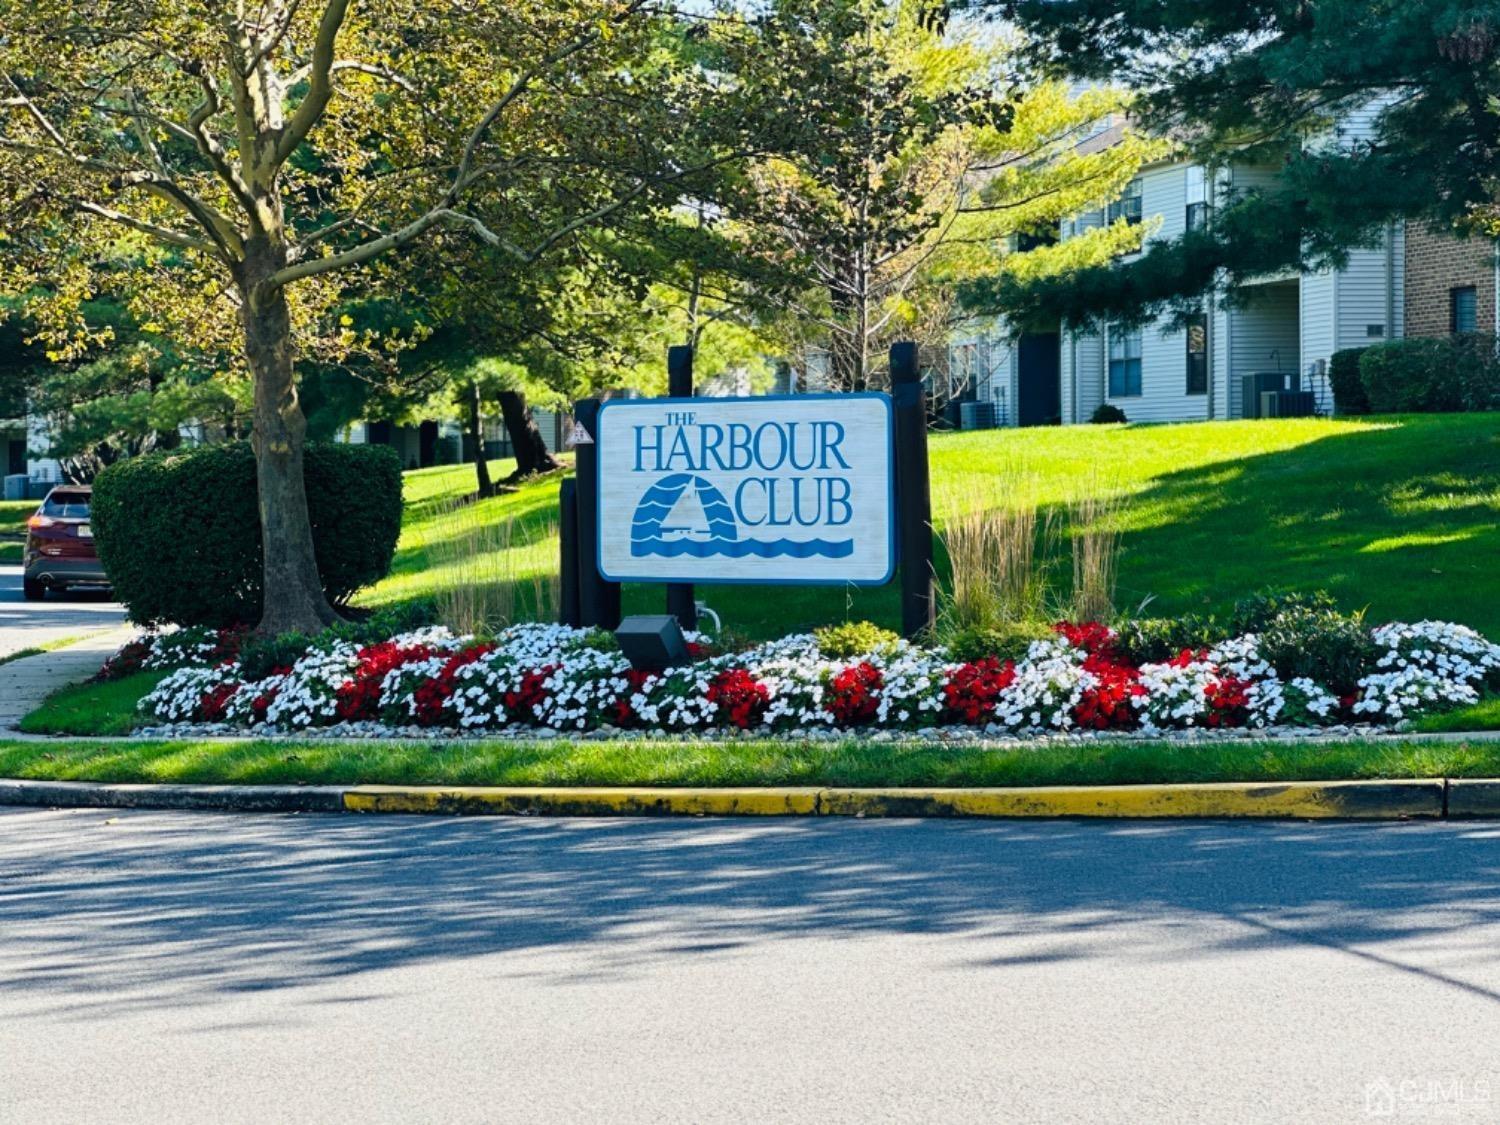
[0,629,132,731]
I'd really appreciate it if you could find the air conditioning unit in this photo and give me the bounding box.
[1259,390,1317,419]
[1241,372,1302,419]
[960,401,999,431]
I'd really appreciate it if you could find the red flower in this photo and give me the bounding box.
[707,668,770,729]
[943,658,1017,725]
[199,681,238,722]
[1169,647,1209,668]
[502,664,559,725]
[1054,621,1118,659]
[610,669,655,727]
[827,661,882,726]
[1204,675,1253,728]
[1074,653,1146,730]
[408,643,498,727]
[95,638,152,682]
[335,641,437,721]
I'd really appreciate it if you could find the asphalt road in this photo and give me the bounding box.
[0,563,126,659]
[3,812,1500,1123]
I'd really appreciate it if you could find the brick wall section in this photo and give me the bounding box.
[1404,222,1497,337]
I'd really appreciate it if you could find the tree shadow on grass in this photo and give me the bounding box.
[1104,415,1500,629]
[3,811,1500,1021]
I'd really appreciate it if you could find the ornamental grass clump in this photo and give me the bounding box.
[935,473,1057,638]
[425,498,558,635]
[1067,486,1125,624]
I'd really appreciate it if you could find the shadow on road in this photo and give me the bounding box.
[3,813,1500,1018]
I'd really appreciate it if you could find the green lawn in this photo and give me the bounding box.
[357,415,1500,640]
[2,734,1499,789]
[18,671,169,736]
[0,497,31,564]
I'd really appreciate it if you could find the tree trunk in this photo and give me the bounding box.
[240,240,340,635]
[498,389,560,481]
[468,382,495,498]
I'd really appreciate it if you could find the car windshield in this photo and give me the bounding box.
[41,493,90,520]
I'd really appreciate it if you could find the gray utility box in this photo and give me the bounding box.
[1259,390,1317,419]
[959,401,999,431]
[1240,372,1301,419]
[3,474,27,501]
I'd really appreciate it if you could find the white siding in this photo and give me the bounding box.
[1108,316,1205,423]
[1072,331,1106,421]
[1226,283,1300,418]
[1059,329,1077,424]
[1336,234,1400,351]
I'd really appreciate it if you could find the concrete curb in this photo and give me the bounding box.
[0,777,1466,820]
[0,778,344,814]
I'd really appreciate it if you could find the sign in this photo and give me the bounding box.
[567,419,594,447]
[595,393,895,585]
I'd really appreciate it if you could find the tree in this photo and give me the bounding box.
[1,0,721,633]
[701,0,1165,389]
[965,0,1500,325]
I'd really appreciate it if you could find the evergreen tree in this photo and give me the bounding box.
[963,0,1500,326]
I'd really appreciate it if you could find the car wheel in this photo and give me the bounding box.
[22,577,46,601]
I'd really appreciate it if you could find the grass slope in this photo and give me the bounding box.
[2,735,1499,789]
[358,415,1500,639]
[0,497,31,564]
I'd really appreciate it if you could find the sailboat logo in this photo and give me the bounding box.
[629,473,853,559]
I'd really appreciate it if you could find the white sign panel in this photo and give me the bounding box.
[596,393,895,586]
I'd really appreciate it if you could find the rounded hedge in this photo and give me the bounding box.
[1359,333,1500,414]
[1328,347,1369,415]
[92,442,403,627]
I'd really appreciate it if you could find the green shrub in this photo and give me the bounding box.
[1359,334,1500,414]
[942,620,1054,663]
[1090,404,1128,424]
[1228,589,1339,635]
[815,620,902,659]
[238,602,440,681]
[1257,607,1376,694]
[1328,347,1369,415]
[92,442,403,628]
[1114,615,1226,664]
[238,632,317,682]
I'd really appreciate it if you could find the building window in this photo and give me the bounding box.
[1451,286,1478,334]
[1107,179,1143,226]
[1108,325,1143,397]
[1186,201,1210,232]
[1185,313,1208,395]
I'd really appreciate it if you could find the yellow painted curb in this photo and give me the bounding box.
[819,780,1445,820]
[338,780,1446,819]
[343,785,822,817]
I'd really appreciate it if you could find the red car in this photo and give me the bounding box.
[23,486,109,600]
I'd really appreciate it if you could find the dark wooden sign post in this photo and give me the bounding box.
[570,397,621,630]
[664,344,697,630]
[560,340,935,639]
[890,341,936,637]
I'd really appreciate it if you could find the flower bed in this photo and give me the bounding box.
[120,614,1500,740]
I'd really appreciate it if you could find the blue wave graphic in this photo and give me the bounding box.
[632,537,854,559]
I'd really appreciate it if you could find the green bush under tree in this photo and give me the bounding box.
[1359,334,1500,414]
[92,442,403,628]
[1328,347,1369,415]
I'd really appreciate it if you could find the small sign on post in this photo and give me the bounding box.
[594,394,895,586]
[567,418,594,447]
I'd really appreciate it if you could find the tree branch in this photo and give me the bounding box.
[183,61,257,214]
[72,198,218,253]
[287,59,418,93]
[273,0,352,166]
